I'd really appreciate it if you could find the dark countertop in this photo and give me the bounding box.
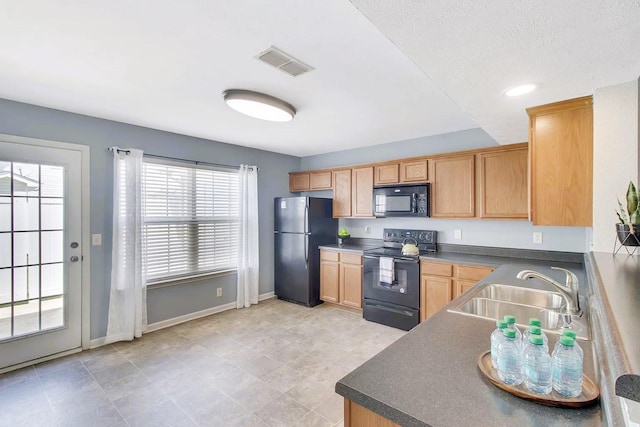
[335,261,604,426]
[588,252,640,403]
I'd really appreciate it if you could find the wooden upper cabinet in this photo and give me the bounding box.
[527,96,593,226]
[352,166,374,217]
[400,159,428,183]
[478,145,528,219]
[333,169,352,218]
[374,163,400,185]
[310,171,332,190]
[289,173,310,192]
[430,155,475,218]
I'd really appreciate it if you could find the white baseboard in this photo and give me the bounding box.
[90,291,277,349]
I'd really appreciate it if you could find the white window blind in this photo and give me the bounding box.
[141,159,239,283]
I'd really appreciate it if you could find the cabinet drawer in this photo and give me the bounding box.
[420,261,453,277]
[320,250,339,262]
[456,265,493,281]
[340,252,362,265]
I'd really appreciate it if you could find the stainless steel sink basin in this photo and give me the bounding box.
[447,282,590,340]
[475,284,564,309]
[454,297,561,330]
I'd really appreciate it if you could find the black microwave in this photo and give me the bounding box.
[373,183,430,218]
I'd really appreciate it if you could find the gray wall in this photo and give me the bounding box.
[0,98,300,339]
[300,128,590,252]
[301,128,499,170]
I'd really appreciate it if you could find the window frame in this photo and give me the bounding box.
[141,157,240,287]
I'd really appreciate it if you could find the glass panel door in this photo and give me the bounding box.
[0,139,83,370]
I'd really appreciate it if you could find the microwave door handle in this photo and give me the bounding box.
[413,193,418,213]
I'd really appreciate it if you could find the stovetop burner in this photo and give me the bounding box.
[364,228,437,258]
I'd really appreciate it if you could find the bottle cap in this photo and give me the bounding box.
[562,330,577,339]
[503,328,516,338]
[529,335,544,345]
[496,320,508,329]
[560,336,575,346]
[529,318,542,327]
[504,315,516,323]
[529,325,542,335]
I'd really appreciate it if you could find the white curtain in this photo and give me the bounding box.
[237,165,259,309]
[105,147,146,344]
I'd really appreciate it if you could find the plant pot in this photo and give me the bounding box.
[616,223,640,246]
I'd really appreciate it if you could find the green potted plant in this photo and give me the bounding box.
[616,181,640,246]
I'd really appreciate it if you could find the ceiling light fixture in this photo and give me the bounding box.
[223,89,296,122]
[503,84,536,97]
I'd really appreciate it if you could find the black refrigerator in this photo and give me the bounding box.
[274,197,338,307]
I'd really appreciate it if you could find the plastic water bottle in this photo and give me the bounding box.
[552,336,583,397]
[553,330,583,360]
[491,320,509,369]
[524,335,552,394]
[522,318,543,349]
[526,325,549,351]
[503,315,522,344]
[497,328,523,385]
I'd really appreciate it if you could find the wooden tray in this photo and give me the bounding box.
[477,350,599,408]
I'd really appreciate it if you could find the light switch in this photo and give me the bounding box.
[92,234,102,246]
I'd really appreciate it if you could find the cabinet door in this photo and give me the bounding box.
[340,263,363,308]
[333,169,352,217]
[310,171,332,190]
[320,260,340,303]
[527,96,593,226]
[424,276,453,319]
[374,163,399,185]
[352,166,374,217]
[431,155,475,218]
[454,279,476,299]
[478,147,528,219]
[289,173,310,192]
[400,159,428,183]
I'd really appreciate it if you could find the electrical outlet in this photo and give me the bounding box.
[364,226,371,235]
[216,288,223,297]
[533,232,543,244]
[454,229,462,240]
[91,234,102,246]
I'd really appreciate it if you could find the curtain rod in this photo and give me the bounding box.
[108,147,259,171]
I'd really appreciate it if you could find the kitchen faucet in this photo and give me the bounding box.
[516,267,582,316]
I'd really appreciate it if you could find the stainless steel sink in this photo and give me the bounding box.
[475,284,564,309]
[447,282,590,340]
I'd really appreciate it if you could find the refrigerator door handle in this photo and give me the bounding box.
[304,202,309,234]
[304,235,309,269]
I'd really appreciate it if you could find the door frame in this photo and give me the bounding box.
[0,133,91,366]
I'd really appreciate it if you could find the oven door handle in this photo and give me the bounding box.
[394,258,419,264]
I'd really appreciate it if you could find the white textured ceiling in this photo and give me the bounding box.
[0,2,639,157]
[0,0,476,157]
[350,0,640,145]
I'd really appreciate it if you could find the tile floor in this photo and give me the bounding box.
[0,298,406,427]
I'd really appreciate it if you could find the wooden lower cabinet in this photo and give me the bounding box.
[320,250,362,309]
[344,399,400,427]
[420,260,494,321]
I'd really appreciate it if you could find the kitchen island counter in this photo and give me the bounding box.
[335,262,603,427]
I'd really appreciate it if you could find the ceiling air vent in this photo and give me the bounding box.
[256,46,313,77]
